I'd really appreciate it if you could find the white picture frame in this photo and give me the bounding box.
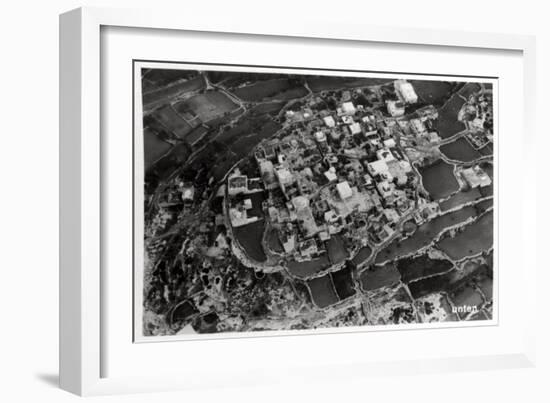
[59,6,537,396]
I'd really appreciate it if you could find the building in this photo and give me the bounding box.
[427,132,440,143]
[367,159,389,177]
[461,166,492,188]
[324,167,338,182]
[264,143,277,160]
[291,195,309,211]
[342,115,354,125]
[299,239,318,258]
[395,80,418,104]
[336,181,353,200]
[229,207,258,227]
[383,208,400,224]
[259,160,278,189]
[376,148,395,162]
[254,147,266,161]
[323,210,343,234]
[344,159,363,175]
[228,174,248,195]
[377,180,396,200]
[276,168,294,191]
[399,160,412,173]
[349,122,362,135]
[215,233,229,250]
[387,160,408,186]
[471,118,484,130]
[314,131,327,143]
[363,173,374,188]
[268,206,279,222]
[342,187,371,213]
[282,233,296,253]
[324,210,339,224]
[323,116,336,127]
[387,100,405,117]
[181,185,195,202]
[247,177,263,192]
[364,129,379,140]
[362,114,375,123]
[292,196,319,238]
[341,101,356,115]
[410,118,426,135]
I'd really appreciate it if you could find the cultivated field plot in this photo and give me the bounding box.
[360,263,401,291]
[440,188,482,212]
[410,80,454,106]
[152,105,194,139]
[233,221,267,263]
[375,205,478,264]
[307,275,340,308]
[351,245,372,267]
[142,75,205,109]
[330,266,356,300]
[174,90,239,123]
[143,128,172,170]
[440,137,482,162]
[288,256,331,279]
[458,82,482,98]
[233,78,308,102]
[327,235,348,264]
[306,76,392,92]
[419,160,459,200]
[142,68,198,93]
[437,210,493,260]
[433,93,467,138]
[397,254,453,283]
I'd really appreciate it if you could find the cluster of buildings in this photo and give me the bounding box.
[460,165,492,189]
[227,169,265,227]
[386,80,419,117]
[396,106,441,146]
[462,90,494,149]
[225,80,426,262]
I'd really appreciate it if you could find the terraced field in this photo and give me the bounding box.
[440,137,481,162]
[436,210,493,260]
[433,93,466,138]
[375,205,477,264]
[419,160,459,200]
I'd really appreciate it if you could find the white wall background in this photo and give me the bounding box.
[0,0,547,401]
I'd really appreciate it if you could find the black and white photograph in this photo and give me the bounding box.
[135,63,495,338]
[1,0,547,400]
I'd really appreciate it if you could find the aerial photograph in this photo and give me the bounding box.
[136,64,495,338]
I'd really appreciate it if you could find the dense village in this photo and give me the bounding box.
[141,70,494,337]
